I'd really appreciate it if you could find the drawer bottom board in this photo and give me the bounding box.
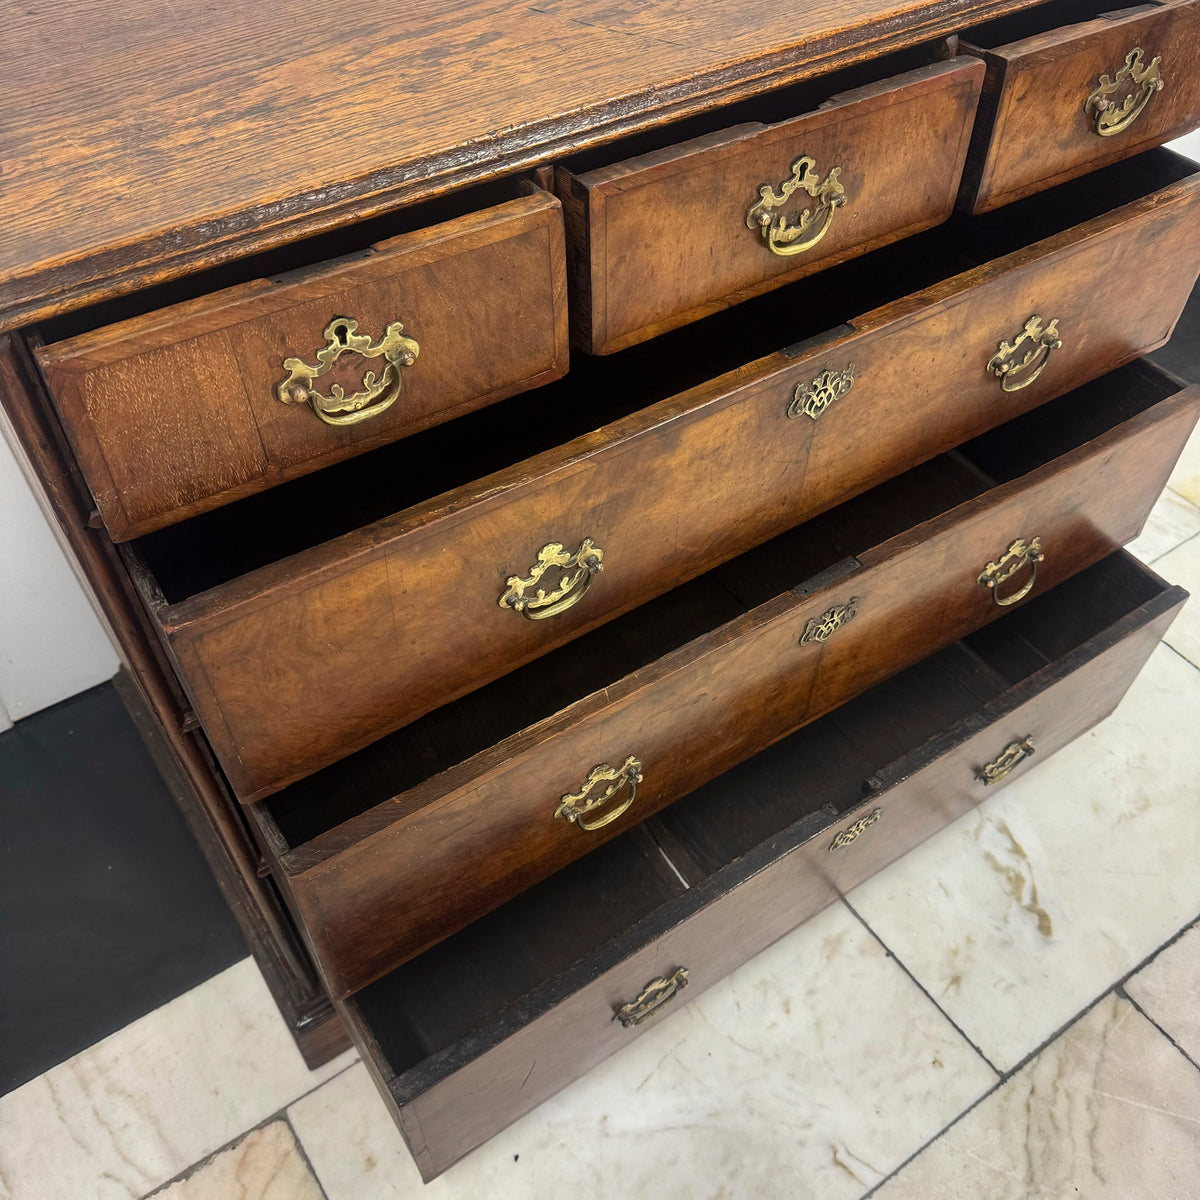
[338,551,1185,1179]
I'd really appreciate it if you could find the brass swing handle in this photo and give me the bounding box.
[1085,47,1164,137]
[613,967,689,1027]
[277,317,419,427]
[986,316,1062,393]
[978,536,1044,607]
[555,756,642,832]
[977,736,1035,786]
[498,538,604,620]
[746,155,846,257]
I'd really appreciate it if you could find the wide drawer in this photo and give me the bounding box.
[336,550,1185,1181]
[255,359,1198,997]
[959,0,1200,213]
[34,187,569,539]
[125,152,1200,803]
[556,56,984,354]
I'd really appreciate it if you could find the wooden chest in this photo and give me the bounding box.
[2,0,1198,1181]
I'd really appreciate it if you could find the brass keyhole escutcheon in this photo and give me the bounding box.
[829,808,882,851]
[746,156,846,257]
[986,316,1062,393]
[554,756,642,832]
[978,536,1044,607]
[613,967,689,1027]
[789,362,856,420]
[277,317,419,426]
[498,538,605,620]
[1085,47,1164,137]
[977,736,1036,786]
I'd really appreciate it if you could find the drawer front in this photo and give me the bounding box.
[281,374,1199,997]
[558,58,984,354]
[365,565,1185,1181]
[36,191,569,539]
[158,172,1200,802]
[962,0,1200,213]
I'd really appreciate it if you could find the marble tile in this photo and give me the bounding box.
[147,1121,323,1200]
[1126,923,1200,1067]
[1126,488,1200,564]
[848,643,1200,1072]
[0,958,355,1200]
[1155,534,1200,667]
[874,994,1200,1200]
[289,902,996,1200]
[1167,418,1200,510]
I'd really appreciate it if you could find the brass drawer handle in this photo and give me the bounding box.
[829,807,882,851]
[746,155,846,257]
[498,538,604,620]
[789,362,856,420]
[277,317,419,426]
[555,756,642,831]
[986,316,1062,392]
[1085,48,1164,137]
[978,736,1035,785]
[978,536,1044,607]
[799,597,860,645]
[613,967,689,1027]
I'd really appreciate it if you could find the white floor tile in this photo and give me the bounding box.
[847,643,1200,1071]
[1126,923,1200,1066]
[1126,489,1200,564]
[146,1121,323,1200]
[289,902,995,1200]
[0,959,354,1200]
[874,994,1200,1200]
[1156,534,1200,667]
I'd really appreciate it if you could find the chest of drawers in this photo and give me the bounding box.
[2,0,1198,1182]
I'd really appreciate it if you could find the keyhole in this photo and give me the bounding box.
[334,322,349,346]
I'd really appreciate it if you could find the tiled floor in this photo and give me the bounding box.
[2,438,1198,1198]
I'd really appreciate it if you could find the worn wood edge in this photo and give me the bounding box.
[0,0,1048,333]
[983,0,1184,59]
[0,334,348,1066]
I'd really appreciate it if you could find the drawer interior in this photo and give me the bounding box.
[259,356,1183,849]
[127,149,1197,608]
[349,548,1170,1084]
[962,0,1157,49]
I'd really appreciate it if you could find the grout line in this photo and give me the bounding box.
[1162,639,1200,674]
[285,1111,332,1200]
[852,907,1200,1199]
[1118,987,1200,1077]
[135,1058,360,1199]
[841,898,1000,1076]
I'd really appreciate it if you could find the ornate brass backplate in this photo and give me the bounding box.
[986,316,1062,392]
[613,967,689,1027]
[977,536,1044,607]
[1085,47,1164,137]
[554,756,643,832]
[977,736,1035,786]
[746,156,846,257]
[276,317,419,426]
[799,597,860,646]
[789,362,856,420]
[498,538,604,620]
[829,807,882,851]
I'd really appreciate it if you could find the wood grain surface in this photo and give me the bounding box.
[961,0,1200,211]
[143,169,1200,802]
[35,191,568,539]
[0,0,1046,329]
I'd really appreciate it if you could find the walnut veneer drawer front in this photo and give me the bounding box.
[255,360,1199,997]
[961,0,1200,212]
[132,155,1200,802]
[35,189,568,540]
[337,552,1185,1181]
[557,58,985,354]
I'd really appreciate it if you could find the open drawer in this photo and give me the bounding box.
[124,151,1200,802]
[959,0,1200,212]
[334,549,1185,1180]
[249,358,1200,998]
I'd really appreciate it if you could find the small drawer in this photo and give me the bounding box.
[556,57,984,354]
[35,187,569,539]
[959,0,1200,213]
[330,550,1185,1180]
[123,152,1200,802]
[250,359,1200,998]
